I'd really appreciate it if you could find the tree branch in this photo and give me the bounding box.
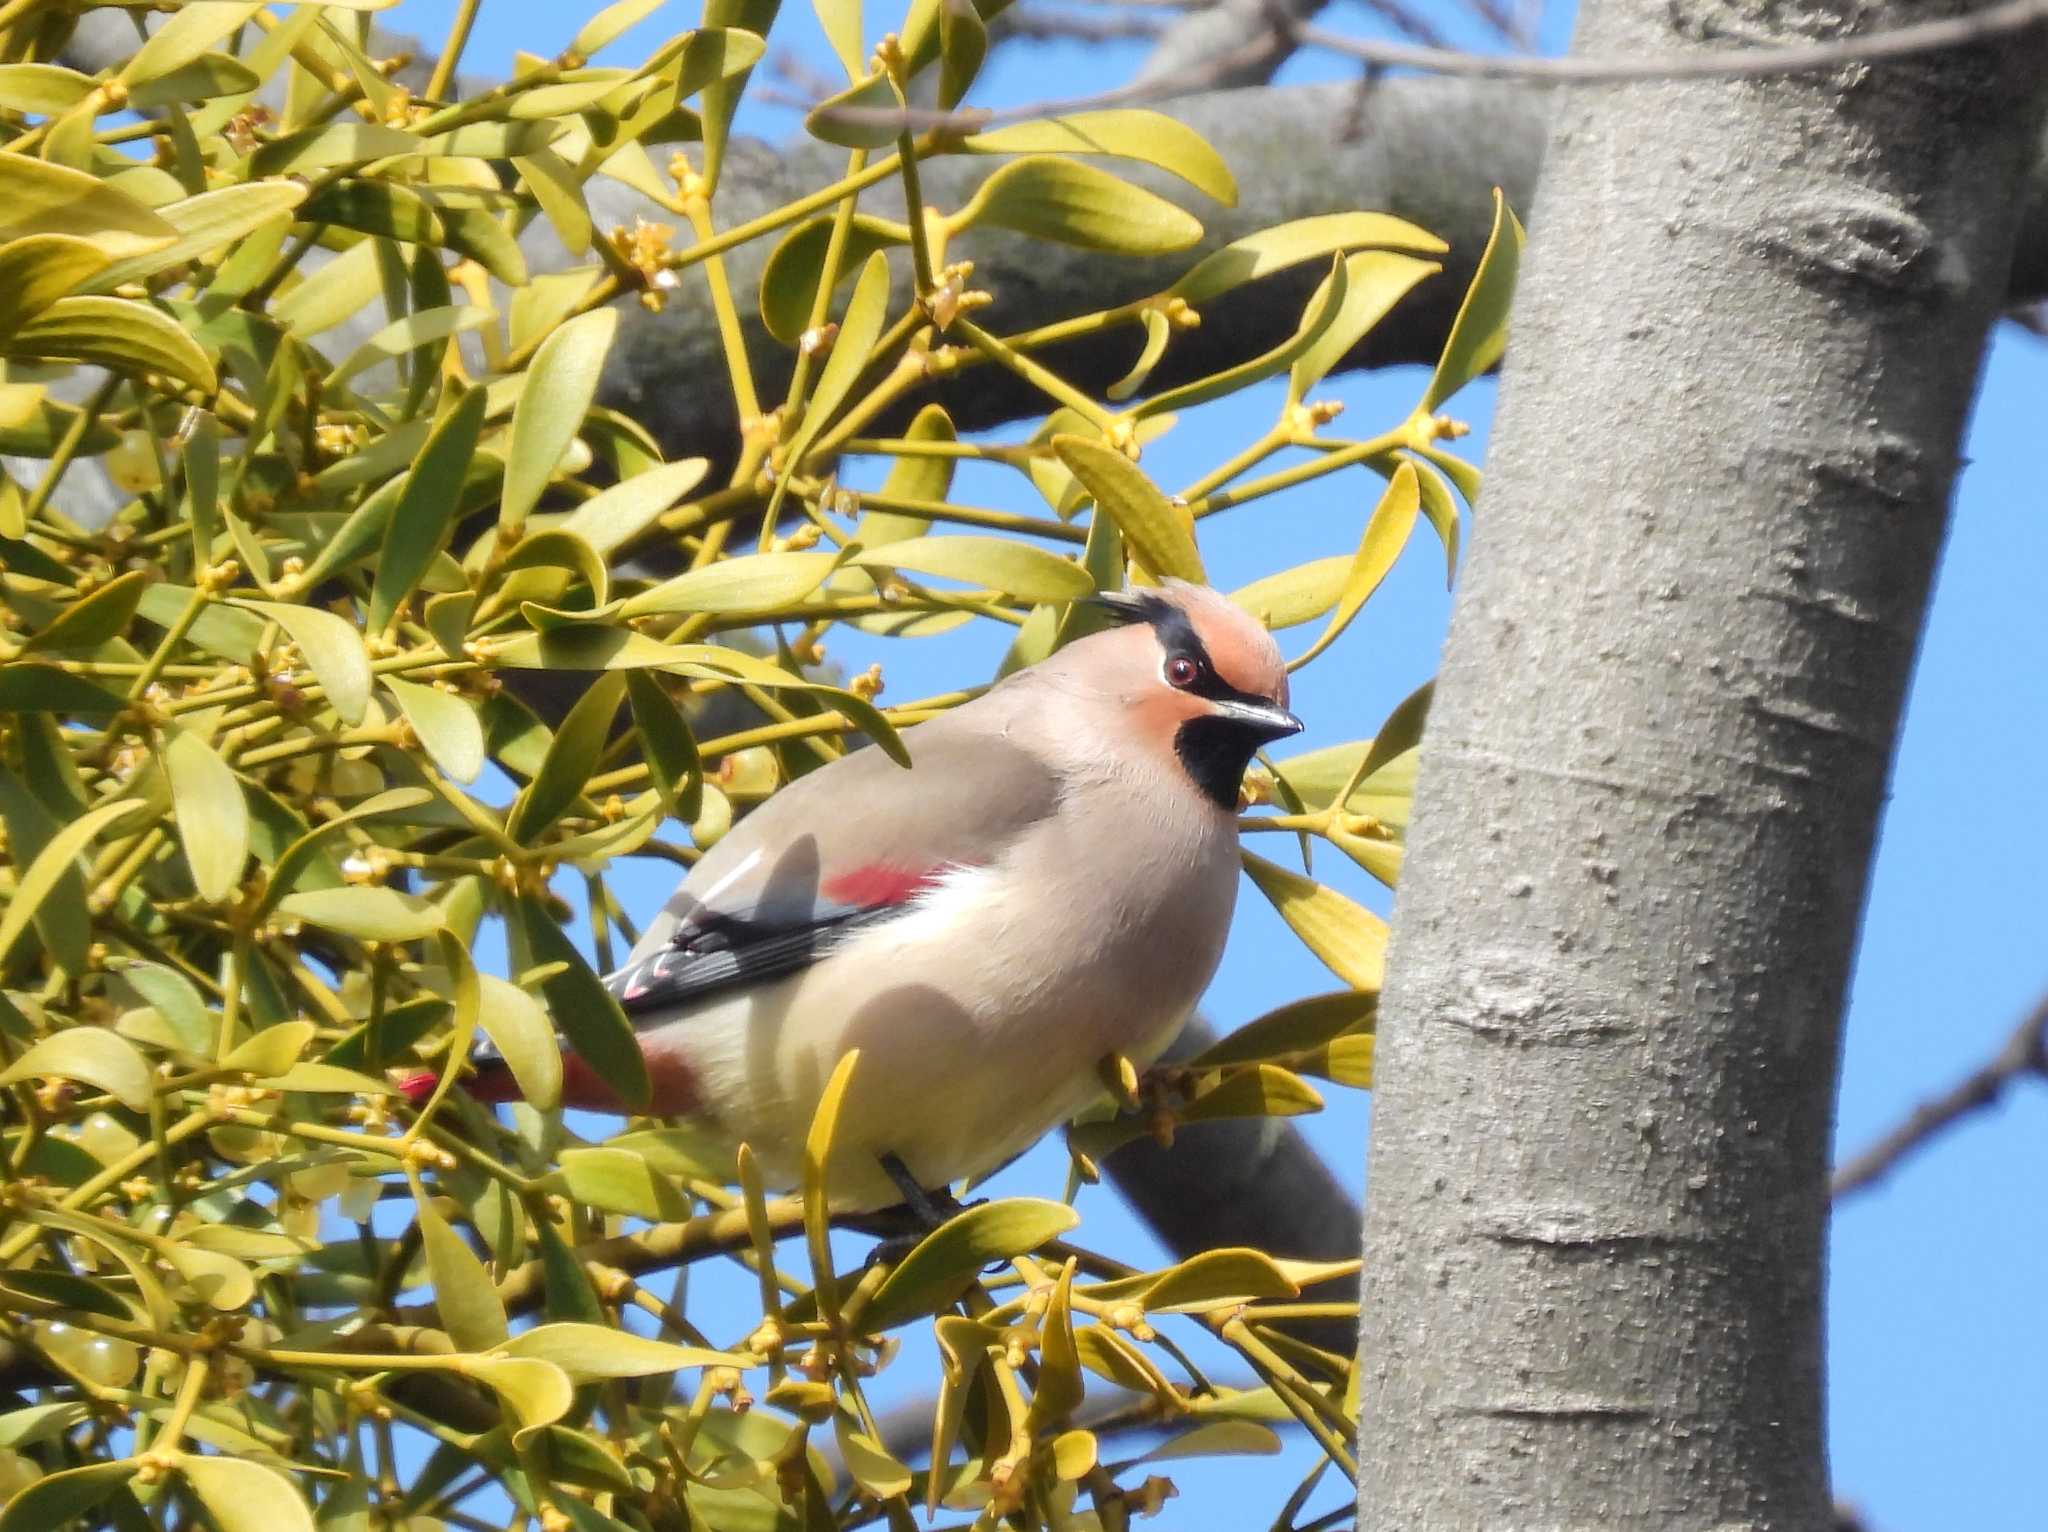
[1831,990,2048,1199]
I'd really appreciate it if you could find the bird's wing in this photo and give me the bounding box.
[605,718,1060,1021]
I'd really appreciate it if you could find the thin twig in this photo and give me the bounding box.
[1297,0,2048,83]
[1831,991,2048,1199]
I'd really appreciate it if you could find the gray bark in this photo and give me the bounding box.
[1355,1,2048,1527]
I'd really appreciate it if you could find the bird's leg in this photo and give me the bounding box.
[877,1152,963,1233]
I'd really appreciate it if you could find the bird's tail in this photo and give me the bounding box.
[396,1056,523,1107]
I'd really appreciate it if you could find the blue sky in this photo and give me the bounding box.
[380,4,2047,1526]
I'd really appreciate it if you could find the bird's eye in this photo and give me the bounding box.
[1165,655,1201,689]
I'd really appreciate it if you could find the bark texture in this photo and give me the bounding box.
[1354,2,2048,1527]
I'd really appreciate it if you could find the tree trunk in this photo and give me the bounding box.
[1355,2,2048,1526]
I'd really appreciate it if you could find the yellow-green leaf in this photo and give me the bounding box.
[1168,211,1446,308]
[0,236,112,339]
[863,1198,1080,1331]
[958,156,1202,255]
[506,672,625,841]
[162,1242,256,1311]
[6,295,216,393]
[120,2,264,89]
[419,1198,508,1352]
[0,1460,139,1532]
[1141,1419,1283,1461]
[815,0,865,80]
[571,0,668,56]
[371,386,487,632]
[516,897,649,1110]
[0,64,95,116]
[802,1048,863,1312]
[1422,187,1524,412]
[1230,556,1351,631]
[383,676,485,785]
[837,1414,914,1497]
[1026,1261,1083,1430]
[276,887,443,943]
[248,123,425,176]
[236,601,372,726]
[164,728,249,903]
[0,152,178,260]
[1105,306,1171,402]
[1288,461,1420,670]
[560,460,707,560]
[847,535,1092,603]
[502,308,619,534]
[1288,250,1441,402]
[625,670,702,821]
[804,70,901,148]
[1192,991,1374,1069]
[0,797,147,963]
[459,1355,573,1437]
[1241,851,1387,991]
[937,0,986,110]
[1137,253,1348,420]
[1051,436,1203,583]
[493,1323,744,1379]
[758,213,906,345]
[176,1452,313,1532]
[515,148,593,257]
[85,183,307,293]
[554,1145,691,1221]
[782,248,892,474]
[618,549,841,618]
[963,110,1234,206]
[18,569,149,654]
[127,50,262,109]
[221,1019,316,1077]
[1180,1062,1324,1125]
[0,1028,153,1113]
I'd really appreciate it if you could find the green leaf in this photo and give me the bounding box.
[0,236,113,339]
[1422,187,1523,412]
[1241,851,1386,991]
[6,295,217,393]
[0,770,87,973]
[248,123,425,176]
[0,667,122,716]
[758,213,907,346]
[164,727,250,903]
[559,458,707,558]
[502,308,619,534]
[1411,458,1462,585]
[254,787,432,916]
[625,671,702,821]
[1354,678,1432,791]
[119,2,264,89]
[699,0,782,192]
[1139,253,1349,420]
[127,50,262,109]
[553,1144,690,1220]
[86,182,307,292]
[962,110,1234,205]
[383,676,485,785]
[1141,1420,1284,1462]
[802,1050,863,1307]
[1287,461,1421,670]
[0,1028,153,1112]
[235,601,373,726]
[1168,211,1446,308]
[178,1453,313,1532]
[516,148,594,257]
[859,403,955,543]
[1026,1262,1084,1430]
[493,1323,744,1379]
[863,1198,1080,1331]
[1288,251,1441,402]
[423,121,568,158]
[517,897,649,1110]
[1105,306,1171,402]
[957,156,1202,255]
[418,1199,508,1352]
[370,386,487,633]
[0,64,96,116]
[459,1356,574,1438]
[299,178,443,245]
[0,796,146,962]
[837,1415,914,1498]
[1230,556,1351,631]
[1179,1062,1324,1125]
[0,1459,138,1532]
[814,0,865,79]
[18,569,149,654]
[115,960,214,1056]
[162,1241,256,1311]
[782,248,893,475]
[1050,437,1203,583]
[426,199,530,287]
[572,0,668,56]
[506,672,625,841]
[276,886,444,944]
[0,151,179,260]
[804,71,904,148]
[618,550,841,618]
[847,535,1092,602]
[937,0,987,110]
[1191,991,1374,1069]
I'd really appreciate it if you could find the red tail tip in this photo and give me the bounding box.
[397,1071,439,1105]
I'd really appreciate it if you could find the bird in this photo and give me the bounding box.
[409,580,1302,1213]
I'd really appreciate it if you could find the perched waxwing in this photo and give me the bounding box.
[412,581,1301,1211]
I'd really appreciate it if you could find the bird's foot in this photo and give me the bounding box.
[877,1152,968,1232]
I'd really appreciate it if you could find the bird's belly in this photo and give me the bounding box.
[663,859,1234,1210]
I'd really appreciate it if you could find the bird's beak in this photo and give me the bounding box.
[1214,698,1304,742]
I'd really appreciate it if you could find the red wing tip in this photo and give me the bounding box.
[397,1071,439,1105]
[821,863,951,907]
